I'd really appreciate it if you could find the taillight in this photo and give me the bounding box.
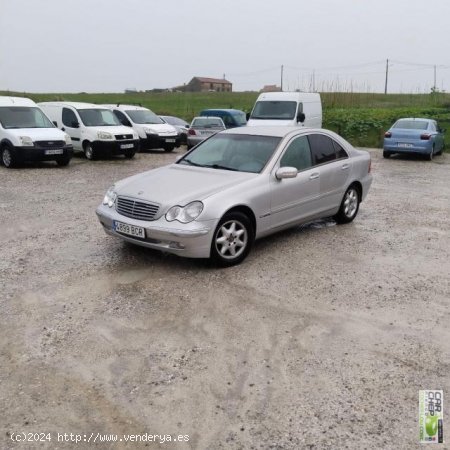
[420,133,431,140]
[188,128,196,136]
[384,131,392,138]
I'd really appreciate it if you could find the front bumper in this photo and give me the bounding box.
[92,139,140,155]
[14,144,73,162]
[383,139,433,154]
[139,134,180,150]
[96,204,216,258]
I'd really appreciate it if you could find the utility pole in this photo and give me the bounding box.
[384,59,389,94]
[281,65,284,91]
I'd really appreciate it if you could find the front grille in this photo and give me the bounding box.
[35,140,65,148]
[116,196,159,221]
[115,134,133,141]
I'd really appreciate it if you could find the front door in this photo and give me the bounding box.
[62,107,82,150]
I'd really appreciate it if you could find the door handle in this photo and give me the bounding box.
[341,164,350,170]
[309,172,320,180]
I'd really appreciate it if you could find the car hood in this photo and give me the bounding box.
[87,125,137,136]
[140,123,177,134]
[7,127,67,140]
[115,164,256,208]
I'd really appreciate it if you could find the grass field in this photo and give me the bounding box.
[2,90,450,149]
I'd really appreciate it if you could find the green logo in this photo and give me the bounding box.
[426,415,439,437]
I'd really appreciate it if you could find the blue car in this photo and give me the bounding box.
[383,118,445,160]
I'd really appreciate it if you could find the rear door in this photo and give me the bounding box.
[308,133,351,211]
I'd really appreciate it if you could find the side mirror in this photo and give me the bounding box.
[52,121,58,127]
[246,112,250,121]
[185,124,190,129]
[71,121,80,128]
[297,112,306,123]
[276,166,298,180]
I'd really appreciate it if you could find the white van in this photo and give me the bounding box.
[0,96,73,168]
[102,104,180,152]
[247,92,322,128]
[38,102,140,160]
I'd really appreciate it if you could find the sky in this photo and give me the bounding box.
[1,0,450,94]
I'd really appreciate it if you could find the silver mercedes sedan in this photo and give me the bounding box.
[96,127,372,266]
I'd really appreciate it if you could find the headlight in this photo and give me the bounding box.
[19,136,34,146]
[64,133,72,145]
[165,201,203,223]
[144,127,157,135]
[102,186,117,207]
[97,131,113,140]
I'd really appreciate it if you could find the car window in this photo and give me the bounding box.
[332,140,348,159]
[113,109,130,126]
[62,108,78,128]
[393,120,428,130]
[308,134,337,165]
[192,118,224,128]
[280,136,312,171]
[429,122,436,132]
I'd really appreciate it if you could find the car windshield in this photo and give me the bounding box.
[231,111,247,125]
[78,108,120,127]
[250,101,297,120]
[192,118,224,128]
[178,133,281,173]
[393,120,429,130]
[127,109,164,124]
[162,116,187,126]
[0,106,55,129]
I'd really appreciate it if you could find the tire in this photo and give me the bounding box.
[84,142,96,160]
[426,145,434,161]
[383,151,391,158]
[1,145,18,168]
[436,143,443,156]
[210,212,254,267]
[124,150,135,159]
[334,185,360,224]
[56,155,71,166]
[164,146,175,153]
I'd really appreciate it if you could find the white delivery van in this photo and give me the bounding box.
[0,96,73,168]
[247,92,322,128]
[102,104,180,152]
[38,102,140,160]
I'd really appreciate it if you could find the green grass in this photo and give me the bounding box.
[2,90,450,149]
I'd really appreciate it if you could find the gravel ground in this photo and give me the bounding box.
[1,148,449,450]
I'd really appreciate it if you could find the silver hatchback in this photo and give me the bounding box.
[187,116,226,149]
[97,127,372,266]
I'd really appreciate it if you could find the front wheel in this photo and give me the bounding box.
[1,145,18,168]
[124,150,135,159]
[84,142,96,160]
[56,155,71,166]
[210,212,254,267]
[164,146,175,153]
[383,151,391,158]
[334,185,360,224]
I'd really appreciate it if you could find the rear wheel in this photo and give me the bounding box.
[210,212,254,267]
[427,145,434,161]
[84,142,96,160]
[383,151,391,158]
[334,185,360,224]
[1,145,18,168]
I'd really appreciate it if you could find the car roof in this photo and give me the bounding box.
[221,126,323,138]
[395,118,433,122]
[201,108,245,114]
[0,96,36,107]
[38,101,108,110]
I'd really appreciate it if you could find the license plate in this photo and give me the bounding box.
[165,138,176,143]
[398,143,413,148]
[114,221,145,238]
[120,143,134,149]
[45,149,63,155]
[201,131,213,135]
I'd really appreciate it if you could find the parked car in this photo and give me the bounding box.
[187,116,226,149]
[103,105,180,152]
[199,109,247,128]
[159,115,189,145]
[38,102,139,160]
[383,118,445,160]
[0,96,73,168]
[96,127,372,266]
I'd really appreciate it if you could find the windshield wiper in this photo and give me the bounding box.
[204,164,238,171]
[180,158,205,167]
